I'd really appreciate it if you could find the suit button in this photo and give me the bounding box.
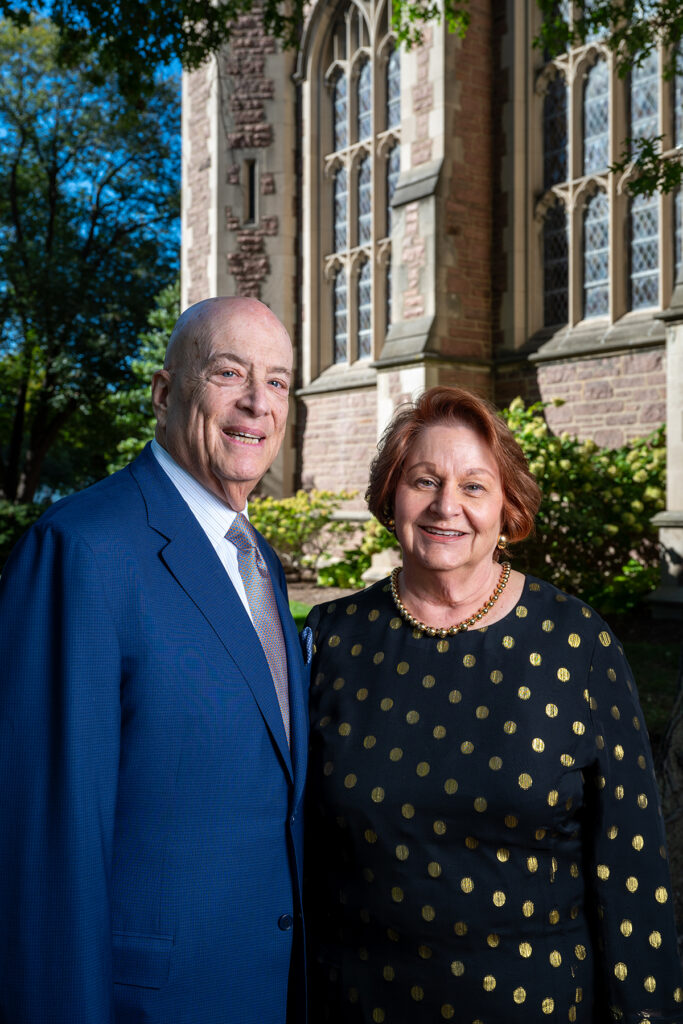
[278,914,293,931]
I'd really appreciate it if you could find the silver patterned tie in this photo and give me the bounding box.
[226,513,290,745]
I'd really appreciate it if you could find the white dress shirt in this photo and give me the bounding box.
[151,439,254,620]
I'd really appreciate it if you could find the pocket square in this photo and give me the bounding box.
[300,626,313,665]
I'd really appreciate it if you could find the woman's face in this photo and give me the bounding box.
[393,421,505,577]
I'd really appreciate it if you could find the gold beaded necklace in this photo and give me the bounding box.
[389,561,512,638]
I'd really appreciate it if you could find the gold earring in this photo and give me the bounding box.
[497,534,507,550]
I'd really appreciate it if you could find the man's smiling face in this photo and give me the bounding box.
[152,298,293,510]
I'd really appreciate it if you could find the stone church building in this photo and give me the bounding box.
[181,0,683,609]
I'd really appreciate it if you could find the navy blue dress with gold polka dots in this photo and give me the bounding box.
[305,576,683,1024]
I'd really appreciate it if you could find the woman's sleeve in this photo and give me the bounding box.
[585,623,683,1023]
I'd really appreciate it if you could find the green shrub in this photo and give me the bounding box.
[0,500,47,572]
[503,398,665,613]
[249,489,357,579]
[317,517,399,589]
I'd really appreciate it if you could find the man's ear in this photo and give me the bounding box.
[151,369,171,427]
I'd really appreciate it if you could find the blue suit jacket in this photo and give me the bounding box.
[0,445,309,1024]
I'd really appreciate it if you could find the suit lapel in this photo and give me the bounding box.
[129,447,294,781]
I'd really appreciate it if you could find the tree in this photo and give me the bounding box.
[0,19,180,502]
[0,0,471,99]
[535,1,683,195]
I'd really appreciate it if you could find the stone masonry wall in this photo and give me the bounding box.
[299,390,377,503]
[184,64,213,307]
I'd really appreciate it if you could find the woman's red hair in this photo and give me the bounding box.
[366,386,541,552]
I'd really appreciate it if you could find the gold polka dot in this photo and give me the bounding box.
[422,674,435,688]
[626,876,638,892]
[406,709,419,724]
[519,941,532,957]
[532,738,545,753]
[548,909,559,924]
[522,900,534,917]
[368,609,379,621]
[339,722,351,736]
[463,654,476,667]
[615,784,624,799]
[433,819,447,835]
[542,998,554,1014]
[596,735,605,749]
[489,756,503,770]
[449,689,462,704]
[519,773,533,790]
[502,636,515,648]
[364,829,377,844]
[530,652,542,666]
[441,1005,455,1020]
[418,945,432,959]
[461,741,474,754]
[372,1010,385,1023]
[493,890,506,907]
[476,705,489,719]
[655,886,668,903]
[513,987,526,1004]
[545,704,558,718]
[373,652,384,664]
[635,721,643,734]
[638,793,648,809]
[644,976,656,993]
[371,786,385,803]
[344,773,357,788]
[451,960,465,975]
[460,877,474,894]
[518,686,531,700]
[516,605,528,618]
[597,630,611,646]
[570,862,579,878]
[382,965,394,981]
[416,761,430,777]
[560,754,575,767]
[402,803,415,818]
[389,747,403,761]
[614,963,627,981]
[328,635,340,647]
[632,834,644,851]
[453,921,467,936]
[389,617,402,630]
[607,667,616,681]
[504,720,517,734]
[436,639,449,653]
[333,677,345,691]
[422,905,435,922]
[364,735,376,749]
[351,644,362,656]
[620,919,632,936]
[572,720,585,735]
[530,582,541,591]
[397,661,409,675]
[380,697,393,711]
[675,987,683,1003]
[356,687,368,701]
[526,855,538,872]
[568,633,581,648]
[465,836,478,849]
[444,778,458,794]
[574,944,586,960]
[483,975,496,992]
[581,606,592,617]
[611,705,621,720]
[547,790,558,806]
[557,667,570,682]
[490,669,503,683]
[487,933,500,947]
[433,725,446,739]
[597,864,610,880]
[496,848,510,862]
[428,861,442,878]
[323,761,333,776]
[549,950,562,967]
[391,886,403,902]
[474,797,487,812]
[649,930,662,948]
[505,814,518,828]
[387,928,398,941]
[535,828,546,840]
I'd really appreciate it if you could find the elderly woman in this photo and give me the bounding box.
[304,386,683,1024]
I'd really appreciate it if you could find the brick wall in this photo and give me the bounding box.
[300,391,377,501]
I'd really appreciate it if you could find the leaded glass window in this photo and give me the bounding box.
[358,156,372,244]
[675,190,682,283]
[544,203,569,325]
[583,59,609,175]
[387,47,400,130]
[543,75,567,189]
[630,49,659,156]
[630,191,659,309]
[333,73,347,151]
[357,261,372,357]
[334,168,348,251]
[357,60,372,141]
[386,144,400,236]
[333,268,348,363]
[584,191,609,317]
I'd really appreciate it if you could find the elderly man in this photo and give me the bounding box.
[0,298,309,1024]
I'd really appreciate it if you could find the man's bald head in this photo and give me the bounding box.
[151,297,293,509]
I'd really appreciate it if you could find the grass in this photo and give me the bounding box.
[289,600,312,630]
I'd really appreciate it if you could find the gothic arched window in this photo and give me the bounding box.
[543,202,569,326]
[584,191,609,318]
[333,267,348,363]
[357,260,372,358]
[583,59,609,175]
[543,75,567,190]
